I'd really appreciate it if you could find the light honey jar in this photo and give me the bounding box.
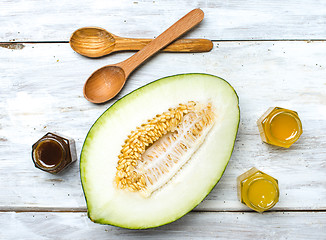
[237,167,279,213]
[257,107,302,148]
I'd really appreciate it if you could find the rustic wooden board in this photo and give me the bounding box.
[1,0,326,42]
[1,0,326,237]
[1,211,326,239]
[0,41,325,212]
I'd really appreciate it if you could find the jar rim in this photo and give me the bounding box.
[265,109,302,145]
[32,137,66,171]
[246,177,279,211]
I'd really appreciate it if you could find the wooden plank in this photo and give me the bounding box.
[0,41,325,211]
[1,211,326,239]
[1,0,326,42]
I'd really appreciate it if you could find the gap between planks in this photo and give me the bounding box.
[0,39,326,45]
[1,208,326,213]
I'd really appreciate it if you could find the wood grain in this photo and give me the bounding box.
[1,0,326,42]
[1,212,326,239]
[0,41,325,211]
[113,38,213,53]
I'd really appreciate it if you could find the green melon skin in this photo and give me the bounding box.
[80,73,240,229]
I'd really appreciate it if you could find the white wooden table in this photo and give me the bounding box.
[1,1,326,239]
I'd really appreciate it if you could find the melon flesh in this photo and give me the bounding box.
[80,73,240,229]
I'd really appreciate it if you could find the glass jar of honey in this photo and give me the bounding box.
[257,107,302,148]
[32,132,77,174]
[237,167,279,212]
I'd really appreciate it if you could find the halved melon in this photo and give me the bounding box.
[80,73,239,229]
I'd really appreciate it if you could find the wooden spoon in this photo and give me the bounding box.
[83,9,204,103]
[70,27,212,58]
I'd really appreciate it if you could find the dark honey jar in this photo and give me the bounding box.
[32,132,77,174]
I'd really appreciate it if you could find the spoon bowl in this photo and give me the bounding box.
[70,27,117,58]
[83,8,204,103]
[84,66,126,103]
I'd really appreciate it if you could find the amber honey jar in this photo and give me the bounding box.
[257,107,302,148]
[32,132,77,174]
[237,167,279,213]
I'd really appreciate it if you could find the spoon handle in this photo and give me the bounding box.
[114,38,213,53]
[119,8,204,77]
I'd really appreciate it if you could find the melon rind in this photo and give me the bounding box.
[80,73,240,229]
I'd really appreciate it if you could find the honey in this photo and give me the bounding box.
[32,132,77,174]
[237,167,279,212]
[34,139,65,168]
[257,107,302,148]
